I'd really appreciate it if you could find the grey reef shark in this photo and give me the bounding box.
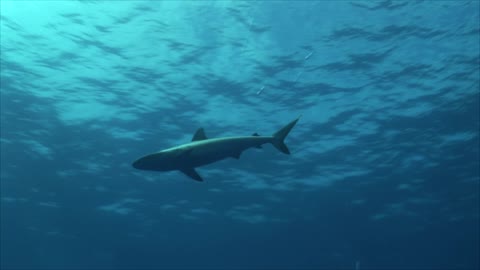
[132,116,300,181]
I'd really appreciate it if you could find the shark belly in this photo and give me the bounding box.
[181,137,270,168]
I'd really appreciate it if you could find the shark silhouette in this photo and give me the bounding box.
[132,117,300,181]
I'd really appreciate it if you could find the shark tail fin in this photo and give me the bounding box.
[271,116,300,155]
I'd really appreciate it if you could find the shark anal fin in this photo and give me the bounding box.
[180,167,203,182]
[231,151,242,159]
[192,128,208,141]
[252,133,261,148]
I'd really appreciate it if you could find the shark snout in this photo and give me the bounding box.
[132,158,143,169]
[132,154,166,171]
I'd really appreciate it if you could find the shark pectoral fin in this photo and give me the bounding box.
[192,128,208,141]
[180,167,203,182]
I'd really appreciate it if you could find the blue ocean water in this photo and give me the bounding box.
[1,1,479,269]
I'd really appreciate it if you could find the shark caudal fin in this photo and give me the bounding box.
[271,116,300,155]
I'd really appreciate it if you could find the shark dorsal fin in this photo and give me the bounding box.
[252,132,260,136]
[192,128,208,141]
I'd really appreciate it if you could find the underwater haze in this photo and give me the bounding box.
[1,1,479,269]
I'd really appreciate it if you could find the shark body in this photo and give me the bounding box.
[132,117,300,181]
